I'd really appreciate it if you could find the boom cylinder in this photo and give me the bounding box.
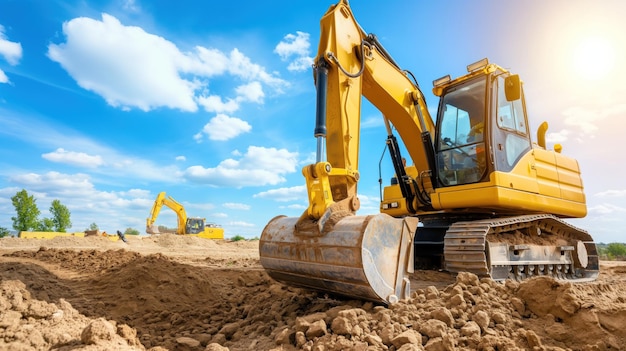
[314,62,329,163]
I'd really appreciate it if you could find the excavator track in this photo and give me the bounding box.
[443,214,599,282]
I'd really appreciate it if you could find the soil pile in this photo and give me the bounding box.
[0,235,625,350]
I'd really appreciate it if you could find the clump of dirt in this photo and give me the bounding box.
[1,236,625,351]
[272,272,626,350]
[0,279,143,350]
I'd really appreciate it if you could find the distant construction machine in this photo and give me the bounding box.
[146,191,224,239]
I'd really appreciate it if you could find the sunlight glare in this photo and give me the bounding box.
[571,36,615,81]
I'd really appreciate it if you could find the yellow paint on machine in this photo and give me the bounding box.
[191,227,225,240]
[18,231,85,239]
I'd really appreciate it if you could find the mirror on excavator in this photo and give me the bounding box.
[505,74,521,101]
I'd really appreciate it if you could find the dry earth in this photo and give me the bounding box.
[0,234,625,351]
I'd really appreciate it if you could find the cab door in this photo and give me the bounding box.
[491,75,532,173]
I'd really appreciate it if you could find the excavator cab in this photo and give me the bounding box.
[185,217,205,235]
[434,61,530,187]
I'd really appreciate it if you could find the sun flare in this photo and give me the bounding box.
[571,36,616,81]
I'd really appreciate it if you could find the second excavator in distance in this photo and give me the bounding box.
[259,0,598,304]
[147,191,224,239]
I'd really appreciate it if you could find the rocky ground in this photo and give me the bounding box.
[0,234,624,350]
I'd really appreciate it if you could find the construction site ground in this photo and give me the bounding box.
[0,234,625,351]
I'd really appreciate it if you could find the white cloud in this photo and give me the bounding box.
[224,48,288,90]
[184,146,298,187]
[42,148,104,168]
[235,81,264,103]
[546,129,571,144]
[122,0,140,12]
[197,114,251,141]
[0,26,22,65]
[175,155,186,162]
[183,202,216,212]
[188,47,287,89]
[253,185,306,202]
[595,189,626,197]
[197,95,239,113]
[275,32,310,58]
[48,14,198,112]
[274,31,313,72]
[9,171,95,197]
[226,220,255,227]
[47,14,288,112]
[280,204,306,210]
[361,116,384,129]
[288,57,313,72]
[0,24,22,83]
[300,152,316,165]
[1,111,181,183]
[588,203,626,216]
[121,188,151,198]
[356,194,381,212]
[222,202,250,210]
[562,103,626,135]
[0,186,22,197]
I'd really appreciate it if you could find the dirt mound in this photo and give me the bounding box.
[7,247,141,274]
[1,241,625,350]
[517,276,626,349]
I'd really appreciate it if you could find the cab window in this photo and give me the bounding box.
[494,76,531,169]
[436,78,487,186]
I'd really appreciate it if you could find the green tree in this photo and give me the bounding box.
[37,218,55,232]
[607,243,626,260]
[11,189,40,231]
[87,222,99,231]
[50,199,72,232]
[0,227,9,238]
[124,227,140,235]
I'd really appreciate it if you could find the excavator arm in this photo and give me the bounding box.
[260,1,436,303]
[302,0,436,231]
[146,192,188,235]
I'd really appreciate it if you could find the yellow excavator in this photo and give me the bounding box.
[146,192,224,239]
[259,0,598,304]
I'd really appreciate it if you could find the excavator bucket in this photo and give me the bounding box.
[259,214,418,304]
[146,225,160,235]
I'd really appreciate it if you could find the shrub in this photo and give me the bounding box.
[607,243,626,261]
[124,228,140,236]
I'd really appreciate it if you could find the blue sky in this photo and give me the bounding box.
[0,0,625,243]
